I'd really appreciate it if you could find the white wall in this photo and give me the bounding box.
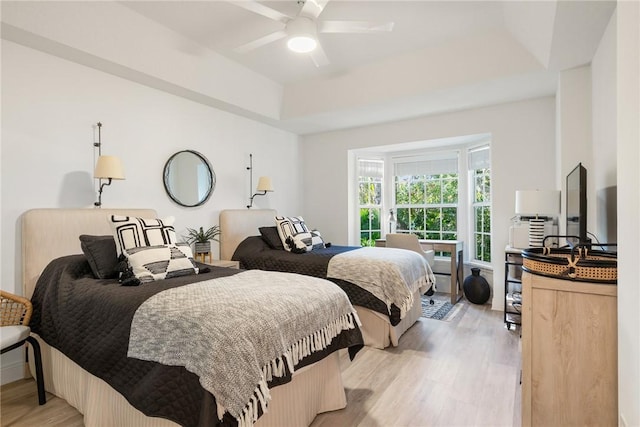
[591,12,618,244]
[0,41,302,385]
[555,66,594,236]
[300,97,556,310]
[615,2,640,425]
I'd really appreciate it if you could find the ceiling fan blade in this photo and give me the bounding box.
[319,20,395,33]
[234,30,287,54]
[228,1,291,23]
[300,0,329,19]
[310,43,330,67]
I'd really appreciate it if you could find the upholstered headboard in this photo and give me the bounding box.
[219,209,277,261]
[21,208,156,298]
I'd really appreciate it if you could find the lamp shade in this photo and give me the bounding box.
[515,190,560,216]
[94,155,125,180]
[256,176,274,192]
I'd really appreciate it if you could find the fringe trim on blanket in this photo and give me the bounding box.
[398,292,413,319]
[235,311,359,427]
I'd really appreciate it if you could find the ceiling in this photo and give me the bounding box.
[122,1,509,85]
[2,1,617,134]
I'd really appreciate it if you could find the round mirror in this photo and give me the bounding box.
[163,150,215,207]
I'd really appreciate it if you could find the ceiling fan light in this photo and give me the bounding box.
[286,16,318,53]
[287,35,317,53]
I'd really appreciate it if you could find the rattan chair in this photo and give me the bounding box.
[385,233,435,266]
[0,290,46,404]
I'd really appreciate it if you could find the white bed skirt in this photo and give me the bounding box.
[29,335,347,427]
[355,289,423,349]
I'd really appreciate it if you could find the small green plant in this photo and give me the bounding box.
[184,225,221,244]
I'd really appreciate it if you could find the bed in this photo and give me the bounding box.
[219,209,435,350]
[21,208,363,427]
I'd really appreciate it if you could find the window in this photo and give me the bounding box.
[394,174,458,241]
[393,153,459,254]
[469,146,491,262]
[358,159,383,246]
[354,142,491,262]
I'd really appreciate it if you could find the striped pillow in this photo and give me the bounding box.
[109,215,176,257]
[120,244,198,286]
[275,216,312,253]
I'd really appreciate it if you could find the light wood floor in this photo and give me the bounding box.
[1,299,521,427]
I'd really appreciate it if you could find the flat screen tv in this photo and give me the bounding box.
[566,163,588,246]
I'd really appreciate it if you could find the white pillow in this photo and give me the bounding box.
[109,215,176,257]
[275,216,312,253]
[310,230,326,250]
[123,244,198,284]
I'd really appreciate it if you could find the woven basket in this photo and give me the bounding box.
[522,246,617,284]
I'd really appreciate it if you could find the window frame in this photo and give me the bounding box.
[393,172,459,242]
[469,166,492,263]
[357,158,384,246]
[353,142,491,264]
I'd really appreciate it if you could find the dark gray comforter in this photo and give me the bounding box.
[232,236,413,325]
[30,255,363,427]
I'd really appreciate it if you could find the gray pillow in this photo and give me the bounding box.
[79,235,119,279]
[259,226,285,250]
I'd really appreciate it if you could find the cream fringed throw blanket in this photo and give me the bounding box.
[327,247,436,318]
[127,270,360,427]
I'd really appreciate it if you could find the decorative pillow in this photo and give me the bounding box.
[275,216,312,253]
[120,244,198,286]
[310,230,326,250]
[259,226,285,250]
[109,215,176,257]
[79,235,119,279]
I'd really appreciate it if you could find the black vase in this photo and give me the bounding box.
[463,267,490,305]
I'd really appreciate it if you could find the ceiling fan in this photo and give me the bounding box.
[228,0,394,67]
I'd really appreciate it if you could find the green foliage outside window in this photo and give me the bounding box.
[395,174,458,245]
[359,156,491,259]
[473,168,491,262]
[358,168,383,247]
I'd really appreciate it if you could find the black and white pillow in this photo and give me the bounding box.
[109,215,177,257]
[120,244,198,286]
[310,230,326,250]
[275,216,313,253]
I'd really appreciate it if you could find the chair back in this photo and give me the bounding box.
[0,290,32,327]
[386,233,423,252]
[386,233,435,265]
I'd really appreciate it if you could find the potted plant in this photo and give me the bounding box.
[185,225,221,255]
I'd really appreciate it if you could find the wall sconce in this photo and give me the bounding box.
[93,122,125,207]
[246,153,274,209]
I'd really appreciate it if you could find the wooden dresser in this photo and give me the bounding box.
[521,271,618,426]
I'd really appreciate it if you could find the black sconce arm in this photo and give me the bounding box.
[94,178,113,207]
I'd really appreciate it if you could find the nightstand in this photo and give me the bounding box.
[205,260,240,269]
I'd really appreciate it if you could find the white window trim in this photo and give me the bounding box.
[467,142,492,264]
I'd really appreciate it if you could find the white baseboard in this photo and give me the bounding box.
[1,360,26,385]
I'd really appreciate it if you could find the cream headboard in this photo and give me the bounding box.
[219,209,277,261]
[21,208,156,298]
